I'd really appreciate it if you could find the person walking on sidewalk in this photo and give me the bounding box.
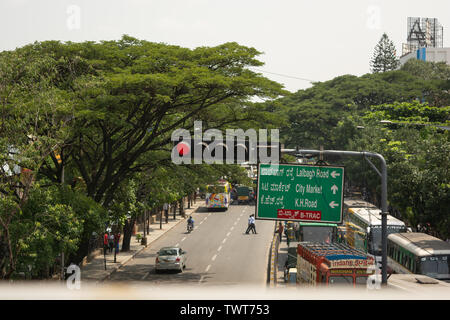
[103,232,109,255]
[284,226,290,247]
[115,232,121,254]
[163,203,170,223]
[108,232,115,253]
[275,222,283,242]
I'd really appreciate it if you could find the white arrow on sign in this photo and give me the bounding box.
[331,185,338,194]
[331,171,341,178]
[329,201,339,208]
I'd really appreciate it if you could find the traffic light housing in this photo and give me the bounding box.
[172,138,280,164]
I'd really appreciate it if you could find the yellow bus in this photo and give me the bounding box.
[205,180,231,210]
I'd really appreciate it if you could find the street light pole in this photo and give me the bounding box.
[104,244,107,270]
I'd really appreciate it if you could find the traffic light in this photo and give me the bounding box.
[172,138,280,164]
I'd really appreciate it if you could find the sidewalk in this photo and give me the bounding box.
[275,234,288,286]
[275,235,300,286]
[80,200,202,283]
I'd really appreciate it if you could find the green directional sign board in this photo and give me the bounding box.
[256,164,344,223]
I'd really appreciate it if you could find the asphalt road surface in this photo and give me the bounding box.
[108,204,275,287]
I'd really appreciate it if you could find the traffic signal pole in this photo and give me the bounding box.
[283,149,389,285]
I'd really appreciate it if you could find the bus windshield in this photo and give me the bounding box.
[370,226,406,255]
[301,226,334,243]
[328,276,353,286]
[420,255,450,279]
[207,185,227,194]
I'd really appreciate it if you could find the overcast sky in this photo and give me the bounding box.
[1,0,449,93]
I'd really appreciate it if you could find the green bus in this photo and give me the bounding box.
[387,232,450,281]
[297,222,339,243]
[236,185,254,205]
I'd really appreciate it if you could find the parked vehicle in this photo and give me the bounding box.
[387,232,450,281]
[296,242,375,287]
[155,247,187,273]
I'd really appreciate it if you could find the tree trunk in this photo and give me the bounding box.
[73,235,90,265]
[179,198,185,218]
[121,217,136,252]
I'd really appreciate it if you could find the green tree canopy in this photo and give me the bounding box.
[370,33,399,73]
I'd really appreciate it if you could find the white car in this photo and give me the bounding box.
[155,247,187,273]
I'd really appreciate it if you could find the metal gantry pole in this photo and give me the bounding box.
[285,149,389,285]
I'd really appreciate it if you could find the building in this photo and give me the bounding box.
[399,17,449,67]
[399,47,450,66]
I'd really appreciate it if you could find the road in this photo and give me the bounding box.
[108,204,275,287]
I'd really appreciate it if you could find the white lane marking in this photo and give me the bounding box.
[227,232,231,237]
[200,220,204,225]
[175,243,179,247]
[222,238,227,244]
[234,221,238,226]
[212,254,217,261]
[205,265,211,272]
[181,237,186,242]
[240,213,243,217]
[217,246,222,252]
[199,275,206,284]
[230,226,234,231]
[208,213,211,216]
[141,271,150,280]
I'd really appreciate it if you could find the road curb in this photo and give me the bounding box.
[267,222,279,287]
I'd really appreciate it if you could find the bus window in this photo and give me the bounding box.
[355,276,368,286]
[301,226,335,243]
[328,276,354,286]
[388,244,394,258]
[438,256,449,276]
[370,226,407,256]
[420,257,435,276]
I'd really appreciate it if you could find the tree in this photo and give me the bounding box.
[0,49,79,279]
[276,71,433,150]
[1,36,286,265]
[20,36,284,208]
[400,59,450,107]
[370,33,399,73]
[341,102,450,240]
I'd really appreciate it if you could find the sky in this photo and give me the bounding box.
[1,0,450,93]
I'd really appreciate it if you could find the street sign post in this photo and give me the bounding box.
[256,163,344,223]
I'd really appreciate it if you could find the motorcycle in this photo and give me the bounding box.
[187,223,194,233]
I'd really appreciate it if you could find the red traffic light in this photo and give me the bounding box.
[176,141,190,156]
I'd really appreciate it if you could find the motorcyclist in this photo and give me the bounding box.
[187,216,194,231]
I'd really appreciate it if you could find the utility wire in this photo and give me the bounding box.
[250,67,316,83]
